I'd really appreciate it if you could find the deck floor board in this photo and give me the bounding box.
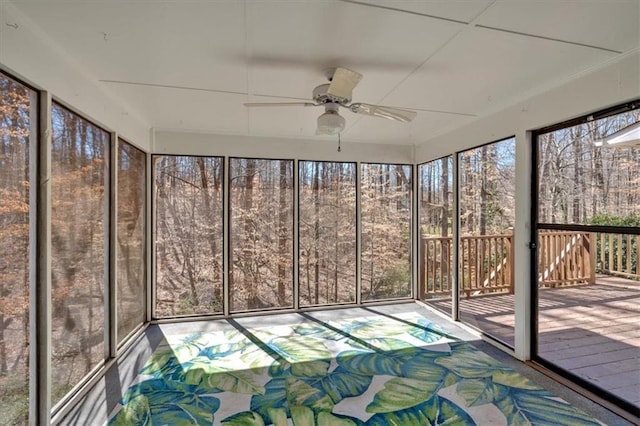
[427,275,639,409]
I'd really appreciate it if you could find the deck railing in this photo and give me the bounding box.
[459,234,514,297]
[420,233,514,298]
[419,230,637,298]
[597,232,639,279]
[537,231,595,287]
[419,236,453,298]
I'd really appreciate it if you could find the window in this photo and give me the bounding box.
[458,138,516,346]
[361,163,412,301]
[535,106,639,408]
[51,102,108,405]
[154,156,224,317]
[116,140,146,342]
[418,156,453,303]
[0,71,36,424]
[299,161,356,306]
[230,158,293,311]
[538,112,640,224]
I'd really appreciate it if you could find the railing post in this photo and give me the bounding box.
[617,234,623,275]
[625,234,632,276]
[636,235,640,277]
[538,231,545,288]
[446,237,452,295]
[588,232,597,285]
[419,238,426,299]
[608,234,614,273]
[508,232,515,294]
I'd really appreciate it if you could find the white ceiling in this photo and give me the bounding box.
[9,0,640,145]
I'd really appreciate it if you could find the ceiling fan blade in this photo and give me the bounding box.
[349,103,417,123]
[244,102,317,107]
[327,67,363,100]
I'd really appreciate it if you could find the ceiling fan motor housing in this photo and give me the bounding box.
[313,83,351,105]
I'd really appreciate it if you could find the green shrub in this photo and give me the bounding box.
[589,213,640,227]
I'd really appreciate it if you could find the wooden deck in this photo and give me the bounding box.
[428,275,640,408]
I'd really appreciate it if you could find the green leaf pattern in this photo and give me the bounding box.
[109,313,599,425]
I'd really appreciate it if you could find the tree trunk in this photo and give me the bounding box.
[479,146,488,235]
[197,157,219,304]
[571,127,582,223]
[244,159,257,308]
[313,162,320,304]
[277,161,288,304]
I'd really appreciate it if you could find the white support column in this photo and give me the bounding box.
[451,154,460,321]
[146,153,153,322]
[412,163,418,300]
[223,156,230,316]
[513,130,533,360]
[28,85,38,426]
[108,133,118,357]
[35,91,52,425]
[355,162,362,305]
[293,160,300,310]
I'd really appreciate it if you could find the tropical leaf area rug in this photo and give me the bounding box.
[108,312,600,425]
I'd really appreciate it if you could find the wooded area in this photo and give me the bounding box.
[155,156,224,316]
[299,161,356,306]
[361,163,412,300]
[418,138,517,302]
[50,103,108,405]
[116,140,146,343]
[154,159,412,312]
[0,74,149,422]
[419,156,452,238]
[537,111,640,288]
[538,112,640,223]
[0,73,32,424]
[229,158,293,311]
[418,138,517,241]
[459,139,516,237]
[418,118,640,303]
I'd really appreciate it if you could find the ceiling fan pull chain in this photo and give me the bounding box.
[337,133,341,152]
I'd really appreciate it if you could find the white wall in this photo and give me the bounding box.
[154,130,414,164]
[0,2,151,150]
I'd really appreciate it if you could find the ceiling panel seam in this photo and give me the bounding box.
[99,80,248,96]
[339,0,624,55]
[337,0,470,25]
[344,28,469,134]
[474,25,623,54]
[467,0,497,24]
[340,0,490,124]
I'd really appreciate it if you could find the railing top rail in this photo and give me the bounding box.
[538,230,590,236]
[460,234,512,240]
[421,234,513,241]
[538,223,640,235]
[421,230,603,242]
[422,230,634,242]
[420,236,453,241]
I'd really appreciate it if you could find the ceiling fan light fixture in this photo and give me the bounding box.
[317,110,345,135]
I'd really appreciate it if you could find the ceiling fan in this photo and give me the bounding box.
[244,67,417,135]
